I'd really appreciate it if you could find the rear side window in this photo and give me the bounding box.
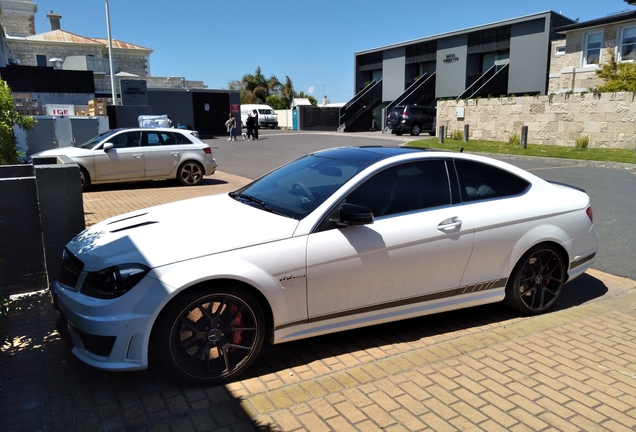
[454,160,530,202]
[174,132,193,144]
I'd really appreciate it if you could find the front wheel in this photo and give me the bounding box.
[177,161,204,186]
[153,285,265,385]
[410,124,421,136]
[505,244,566,315]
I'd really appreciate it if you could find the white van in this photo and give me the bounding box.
[240,104,278,129]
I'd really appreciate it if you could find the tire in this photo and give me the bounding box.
[395,131,403,136]
[177,161,204,186]
[505,244,566,315]
[428,131,436,136]
[153,285,265,386]
[79,166,90,191]
[410,124,421,136]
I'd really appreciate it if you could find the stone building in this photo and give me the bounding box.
[549,8,636,94]
[0,0,204,99]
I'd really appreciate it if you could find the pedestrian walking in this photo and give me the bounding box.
[252,109,259,140]
[225,113,236,141]
[245,112,255,140]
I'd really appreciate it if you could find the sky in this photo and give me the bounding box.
[31,0,632,104]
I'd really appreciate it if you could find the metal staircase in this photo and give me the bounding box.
[383,73,436,133]
[338,79,383,132]
[457,63,510,100]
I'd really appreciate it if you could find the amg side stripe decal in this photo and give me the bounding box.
[275,278,507,331]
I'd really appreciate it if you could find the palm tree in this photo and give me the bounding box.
[280,76,295,109]
[241,67,281,104]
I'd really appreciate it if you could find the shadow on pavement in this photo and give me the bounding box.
[0,272,608,431]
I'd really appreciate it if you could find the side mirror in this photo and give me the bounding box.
[103,143,114,152]
[331,203,374,227]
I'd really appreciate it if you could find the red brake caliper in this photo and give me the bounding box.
[230,304,244,345]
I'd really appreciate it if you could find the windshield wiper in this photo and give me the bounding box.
[229,192,294,218]
[230,192,267,207]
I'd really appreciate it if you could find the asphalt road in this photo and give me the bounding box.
[205,129,636,280]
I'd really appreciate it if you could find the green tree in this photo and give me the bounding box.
[594,52,636,92]
[240,66,281,104]
[0,79,36,165]
[279,76,295,109]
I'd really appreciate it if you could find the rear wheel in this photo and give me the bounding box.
[177,161,204,186]
[153,285,265,385]
[505,244,566,315]
[79,166,90,191]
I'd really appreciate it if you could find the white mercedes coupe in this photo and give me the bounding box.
[51,146,598,385]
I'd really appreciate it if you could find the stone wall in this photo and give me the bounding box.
[437,92,636,149]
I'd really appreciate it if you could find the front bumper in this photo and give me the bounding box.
[50,275,171,371]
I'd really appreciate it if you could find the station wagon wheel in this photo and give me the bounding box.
[177,161,204,186]
[410,124,421,136]
[505,244,565,315]
[79,166,90,191]
[154,286,265,385]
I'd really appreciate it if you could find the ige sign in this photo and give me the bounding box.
[46,104,75,116]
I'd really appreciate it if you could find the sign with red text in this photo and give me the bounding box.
[46,104,75,116]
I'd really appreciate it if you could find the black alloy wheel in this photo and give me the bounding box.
[505,244,566,315]
[154,286,265,385]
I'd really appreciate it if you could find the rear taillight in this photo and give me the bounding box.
[586,206,593,223]
[203,147,212,154]
[403,109,409,118]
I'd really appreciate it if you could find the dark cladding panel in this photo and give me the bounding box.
[0,66,94,93]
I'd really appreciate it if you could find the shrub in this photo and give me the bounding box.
[508,132,521,146]
[450,130,463,141]
[576,134,590,149]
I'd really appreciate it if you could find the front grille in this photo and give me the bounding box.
[58,248,84,288]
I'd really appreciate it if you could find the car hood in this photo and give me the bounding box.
[66,194,300,270]
[35,146,95,157]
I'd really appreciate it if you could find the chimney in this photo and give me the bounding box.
[47,11,62,31]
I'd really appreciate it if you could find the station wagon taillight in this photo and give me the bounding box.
[203,147,212,154]
[586,206,593,223]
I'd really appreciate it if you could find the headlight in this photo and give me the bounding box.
[81,264,149,299]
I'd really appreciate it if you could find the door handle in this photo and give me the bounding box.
[437,217,462,231]
[133,154,142,158]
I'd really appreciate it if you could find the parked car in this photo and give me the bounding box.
[50,146,598,385]
[34,128,217,190]
[387,105,436,136]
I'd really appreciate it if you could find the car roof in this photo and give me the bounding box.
[310,146,434,164]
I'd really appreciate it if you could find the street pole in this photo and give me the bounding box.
[105,0,117,105]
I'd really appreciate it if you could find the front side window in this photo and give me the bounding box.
[109,132,141,149]
[584,32,603,66]
[620,26,636,61]
[346,160,451,218]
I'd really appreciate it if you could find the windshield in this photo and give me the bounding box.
[258,109,274,115]
[235,154,365,220]
[77,130,120,149]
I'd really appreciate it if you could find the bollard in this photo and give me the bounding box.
[438,125,445,143]
[463,124,469,142]
[520,125,528,149]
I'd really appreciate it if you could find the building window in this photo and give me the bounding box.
[555,45,566,56]
[584,32,602,66]
[36,54,47,67]
[619,26,636,61]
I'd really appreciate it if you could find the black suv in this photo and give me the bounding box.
[387,105,436,136]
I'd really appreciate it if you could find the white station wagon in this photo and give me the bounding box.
[50,146,598,385]
[35,128,217,190]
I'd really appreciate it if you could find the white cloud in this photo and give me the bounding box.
[307,86,315,94]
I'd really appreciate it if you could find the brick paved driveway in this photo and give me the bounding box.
[2,171,635,432]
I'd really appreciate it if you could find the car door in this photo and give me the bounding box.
[93,131,144,181]
[305,159,476,320]
[142,131,185,178]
